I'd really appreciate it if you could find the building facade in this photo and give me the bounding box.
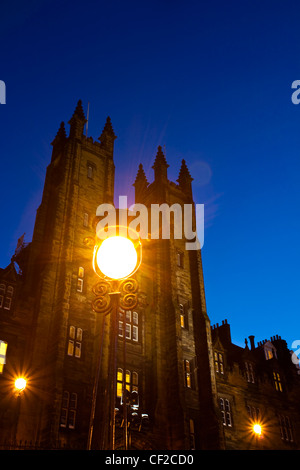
[0,101,299,450]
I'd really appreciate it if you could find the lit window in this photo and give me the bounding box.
[117,368,135,401]
[214,352,224,374]
[0,340,7,374]
[265,348,273,360]
[273,371,283,392]
[117,368,123,397]
[77,267,84,293]
[179,304,185,328]
[220,398,232,427]
[245,362,255,383]
[67,326,82,358]
[184,359,192,388]
[279,415,294,442]
[78,267,84,278]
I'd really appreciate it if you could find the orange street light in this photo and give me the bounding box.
[253,423,262,436]
[14,377,27,393]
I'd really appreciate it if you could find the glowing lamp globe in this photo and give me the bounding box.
[96,236,138,280]
[253,424,262,436]
[15,377,27,392]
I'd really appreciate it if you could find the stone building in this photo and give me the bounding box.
[0,101,299,450]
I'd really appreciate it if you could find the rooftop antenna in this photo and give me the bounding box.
[85,101,90,137]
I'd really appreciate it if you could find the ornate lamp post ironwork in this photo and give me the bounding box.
[86,227,142,450]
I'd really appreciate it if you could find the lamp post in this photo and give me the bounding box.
[87,227,142,450]
[12,376,27,448]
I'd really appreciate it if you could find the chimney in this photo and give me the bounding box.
[248,335,255,350]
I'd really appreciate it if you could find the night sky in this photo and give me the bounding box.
[1,0,300,350]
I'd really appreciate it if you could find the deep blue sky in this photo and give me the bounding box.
[1,0,300,349]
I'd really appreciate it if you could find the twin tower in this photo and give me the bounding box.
[3,100,223,450]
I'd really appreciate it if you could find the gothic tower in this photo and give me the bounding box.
[14,101,117,448]
[132,148,222,449]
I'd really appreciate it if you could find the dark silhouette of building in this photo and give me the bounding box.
[0,101,299,450]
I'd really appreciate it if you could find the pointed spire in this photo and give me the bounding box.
[99,116,117,141]
[68,100,86,139]
[51,121,67,146]
[133,163,149,202]
[133,163,149,187]
[99,116,117,153]
[70,99,86,122]
[152,146,169,182]
[152,145,169,170]
[177,159,193,186]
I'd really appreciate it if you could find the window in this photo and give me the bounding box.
[77,267,84,292]
[0,284,14,310]
[3,297,11,310]
[245,362,255,383]
[279,415,294,442]
[60,391,78,429]
[116,368,138,401]
[220,398,232,427]
[184,359,192,388]
[83,212,89,227]
[67,326,83,358]
[179,303,189,329]
[183,358,197,389]
[265,348,273,360]
[87,165,93,179]
[119,309,138,342]
[177,251,184,267]
[189,419,195,450]
[0,340,7,374]
[273,371,283,392]
[264,342,277,360]
[246,405,260,422]
[214,352,224,374]
[132,371,138,392]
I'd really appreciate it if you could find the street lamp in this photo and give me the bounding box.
[14,377,27,395]
[88,227,142,450]
[253,423,262,436]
